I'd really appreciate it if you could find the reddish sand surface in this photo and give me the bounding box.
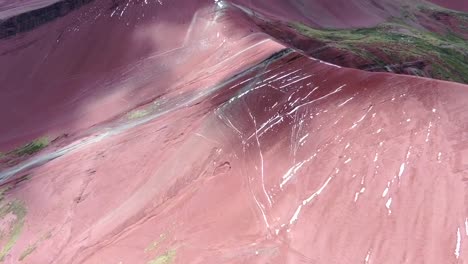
[0,0,378,151]
[1,0,468,264]
[0,0,275,150]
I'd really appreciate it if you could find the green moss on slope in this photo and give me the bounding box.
[12,137,49,156]
[289,18,468,83]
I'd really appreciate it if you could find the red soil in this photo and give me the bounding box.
[4,50,468,264]
[0,0,468,263]
[0,0,395,151]
[0,0,430,151]
[0,0,271,151]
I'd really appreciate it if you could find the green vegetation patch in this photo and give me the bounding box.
[148,249,176,264]
[289,18,468,83]
[127,109,149,120]
[291,22,408,44]
[0,137,49,162]
[11,137,49,157]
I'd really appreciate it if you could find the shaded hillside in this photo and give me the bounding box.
[0,0,94,38]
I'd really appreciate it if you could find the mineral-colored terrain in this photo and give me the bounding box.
[0,0,467,263]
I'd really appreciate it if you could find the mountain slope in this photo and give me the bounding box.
[0,1,467,263]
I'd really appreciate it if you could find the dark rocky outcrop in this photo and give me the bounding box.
[0,0,94,39]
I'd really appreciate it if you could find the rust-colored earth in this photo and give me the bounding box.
[0,0,468,263]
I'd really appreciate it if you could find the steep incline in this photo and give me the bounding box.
[1,0,466,152]
[0,0,278,151]
[0,0,407,151]
[2,48,468,264]
[0,1,467,263]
